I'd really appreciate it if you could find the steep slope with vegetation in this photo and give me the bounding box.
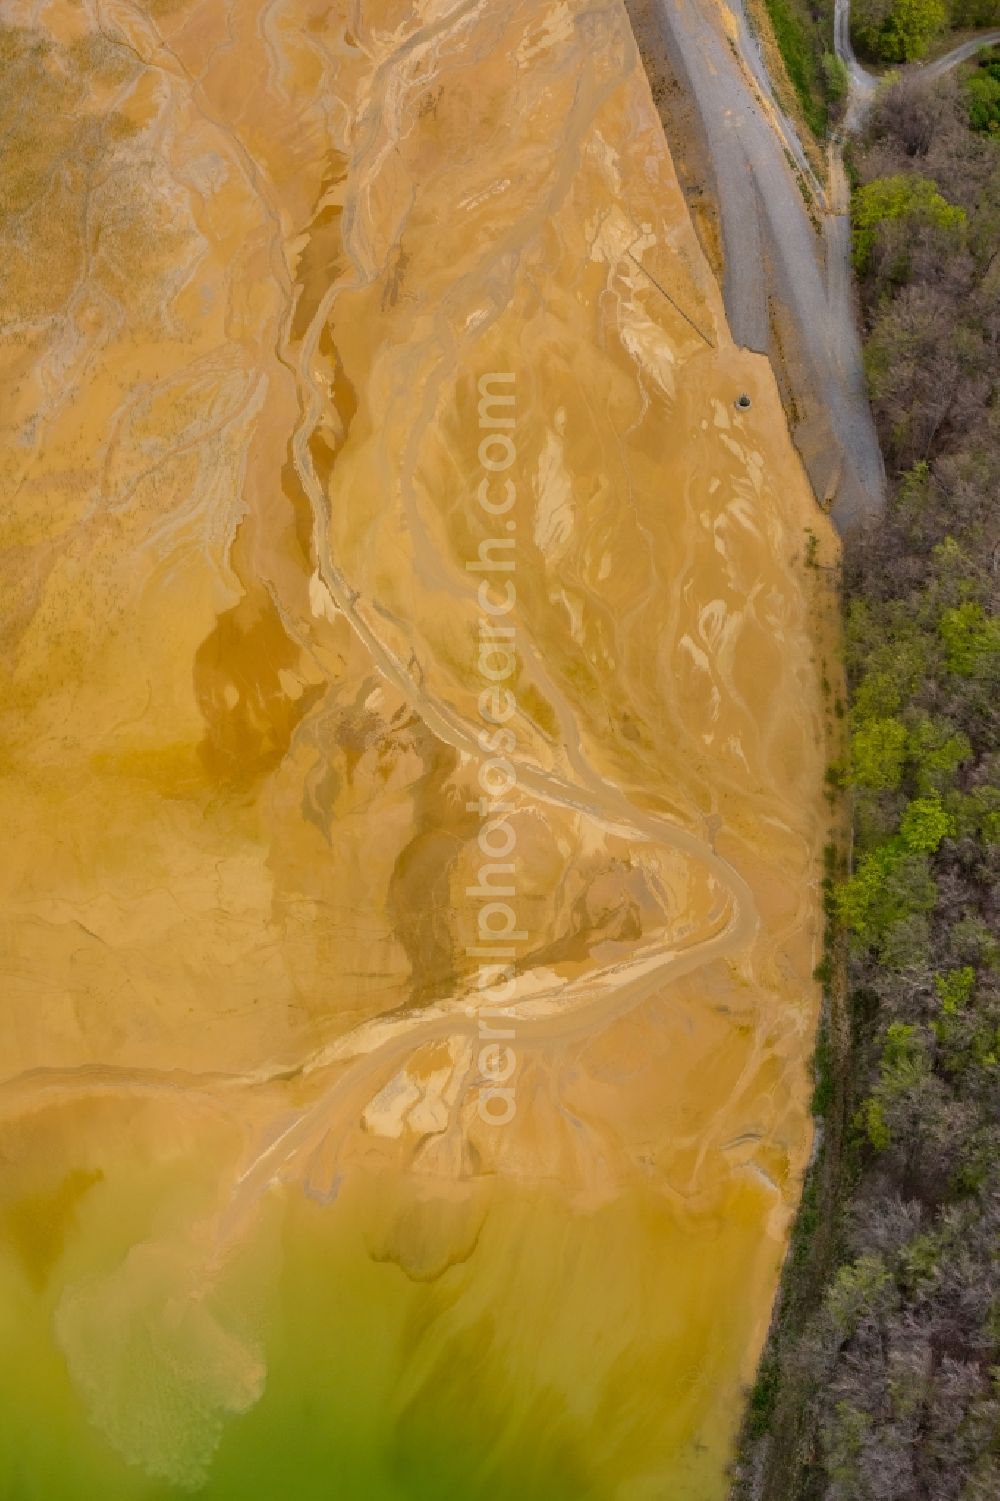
[734,65,1000,1501]
[753,0,843,134]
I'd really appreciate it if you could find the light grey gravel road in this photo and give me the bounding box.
[921,31,1000,75]
[834,0,877,132]
[647,0,885,529]
[640,0,999,529]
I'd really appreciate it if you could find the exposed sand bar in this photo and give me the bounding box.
[0,1,835,1494]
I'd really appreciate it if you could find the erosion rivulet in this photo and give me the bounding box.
[0,2,833,1495]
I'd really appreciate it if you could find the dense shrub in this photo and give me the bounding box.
[965,46,1000,132]
[852,0,949,62]
[853,0,1000,62]
[763,0,834,132]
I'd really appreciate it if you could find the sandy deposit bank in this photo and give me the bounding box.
[0,1,835,1495]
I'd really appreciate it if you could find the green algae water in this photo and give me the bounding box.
[0,1102,784,1501]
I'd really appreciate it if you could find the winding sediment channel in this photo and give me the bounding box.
[1,2,836,1496]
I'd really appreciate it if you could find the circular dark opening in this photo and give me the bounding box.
[736,393,752,410]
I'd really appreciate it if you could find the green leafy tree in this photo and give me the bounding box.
[853,0,948,61]
[899,794,955,853]
[837,847,937,945]
[822,51,849,104]
[863,1095,892,1149]
[852,174,966,273]
[906,714,971,794]
[966,69,1000,133]
[851,715,908,789]
[946,784,1000,843]
[934,966,975,1013]
[939,600,1000,676]
[825,1256,894,1338]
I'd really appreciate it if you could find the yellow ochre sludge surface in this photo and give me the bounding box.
[0,1,837,1496]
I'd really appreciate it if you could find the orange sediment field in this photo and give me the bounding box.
[0,1,837,1495]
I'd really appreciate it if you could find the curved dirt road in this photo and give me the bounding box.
[834,0,877,130]
[921,29,1000,75]
[835,0,1000,122]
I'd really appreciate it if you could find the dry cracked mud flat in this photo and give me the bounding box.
[0,1,837,1496]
